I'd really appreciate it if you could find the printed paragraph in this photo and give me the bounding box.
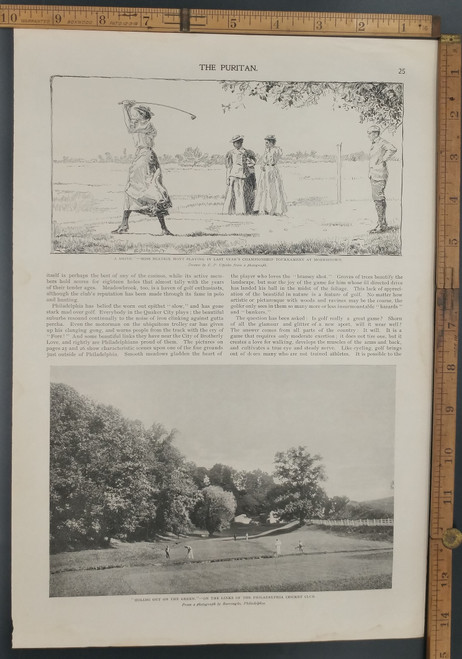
[230,272,403,312]
[230,273,403,358]
[47,271,225,299]
[46,272,224,358]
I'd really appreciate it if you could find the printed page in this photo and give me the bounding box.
[12,30,437,647]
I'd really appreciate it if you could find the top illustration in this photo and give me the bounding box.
[51,77,403,256]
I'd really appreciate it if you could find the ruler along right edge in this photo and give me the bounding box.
[427,35,461,659]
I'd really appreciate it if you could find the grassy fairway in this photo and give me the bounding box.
[52,161,402,255]
[50,526,393,597]
[51,550,392,597]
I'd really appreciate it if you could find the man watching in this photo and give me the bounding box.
[367,125,397,233]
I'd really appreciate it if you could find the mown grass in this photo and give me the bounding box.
[53,231,401,256]
[50,547,392,597]
[53,190,95,212]
[50,524,392,574]
[53,229,178,255]
[220,231,401,256]
[50,524,393,600]
[52,160,402,255]
[249,573,392,593]
[50,536,283,574]
[50,540,164,574]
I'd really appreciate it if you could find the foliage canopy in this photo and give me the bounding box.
[221,81,403,132]
[273,446,328,524]
[50,384,391,552]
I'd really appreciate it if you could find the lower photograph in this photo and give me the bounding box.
[49,364,395,598]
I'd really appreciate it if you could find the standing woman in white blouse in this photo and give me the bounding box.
[255,135,288,216]
[112,100,173,235]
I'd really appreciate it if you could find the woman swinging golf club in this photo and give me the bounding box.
[112,100,195,236]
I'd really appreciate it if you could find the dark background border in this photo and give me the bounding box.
[2,1,461,657]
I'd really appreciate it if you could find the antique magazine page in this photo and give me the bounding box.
[12,30,437,647]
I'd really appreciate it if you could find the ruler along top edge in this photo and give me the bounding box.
[0,5,440,38]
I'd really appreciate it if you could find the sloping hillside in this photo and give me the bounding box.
[357,496,394,515]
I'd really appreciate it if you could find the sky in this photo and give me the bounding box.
[51,76,401,160]
[51,365,395,502]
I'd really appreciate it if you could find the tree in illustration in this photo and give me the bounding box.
[189,464,210,489]
[220,81,403,132]
[179,146,209,167]
[50,383,152,551]
[88,412,152,547]
[273,446,327,524]
[148,430,200,537]
[233,469,276,516]
[193,485,237,536]
[207,463,238,493]
[324,495,350,520]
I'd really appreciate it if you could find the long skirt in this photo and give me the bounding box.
[255,166,287,215]
[244,173,256,213]
[124,146,171,216]
[223,177,246,214]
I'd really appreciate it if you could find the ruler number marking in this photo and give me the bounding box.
[432,40,460,658]
[0,8,437,36]
[0,7,453,652]
[1,11,16,22]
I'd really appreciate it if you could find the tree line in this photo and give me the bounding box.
[56,147,372,167]
[50,383,391,553]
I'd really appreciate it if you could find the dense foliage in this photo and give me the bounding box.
[50,384,197,552]
[273,447,328,524]
[50,384,274,551]
[50,384,392,552]
[221,81,403,132]
[192,486,237,536]
[50,384,152,551]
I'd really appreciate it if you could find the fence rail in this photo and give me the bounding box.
[310,518,393,527]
